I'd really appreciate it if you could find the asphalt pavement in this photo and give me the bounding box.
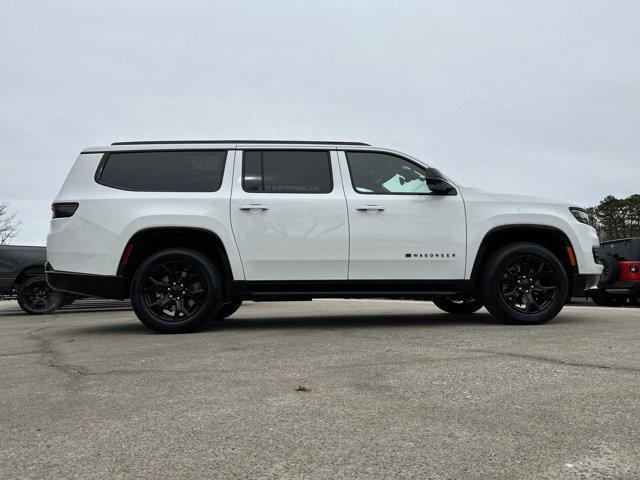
[1,299,639,479]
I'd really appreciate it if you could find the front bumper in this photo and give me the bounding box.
[45,263,127,299]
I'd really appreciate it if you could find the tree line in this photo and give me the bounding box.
[587,194,640,241]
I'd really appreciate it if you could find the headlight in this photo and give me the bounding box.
[569,207,591,226]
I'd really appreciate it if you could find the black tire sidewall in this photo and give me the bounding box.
[480,243,568,325]
[131,248,222,333]
[17,276,64,315]
[432,296,483,314]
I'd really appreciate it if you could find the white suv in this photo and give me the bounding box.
[46,140,602,333]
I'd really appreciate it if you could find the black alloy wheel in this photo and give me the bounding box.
[143,260,207,321]
[131,248,222,333]
[432,295,483,314]
[17,276,64,314]
[480,243,568,325]
[498,255,558,314]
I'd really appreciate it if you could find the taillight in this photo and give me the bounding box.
[51,202,78,219]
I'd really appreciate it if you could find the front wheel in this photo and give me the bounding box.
[17,276,64,314]
[131,248,222,333]
[480,243,569,325]
[432,296,483,314]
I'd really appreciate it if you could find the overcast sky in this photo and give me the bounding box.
[1,0,639,245]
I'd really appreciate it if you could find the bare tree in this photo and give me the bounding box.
[0,202,21,245]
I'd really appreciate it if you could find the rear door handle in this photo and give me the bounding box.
[239,204,269,211]
[356,205,384,212]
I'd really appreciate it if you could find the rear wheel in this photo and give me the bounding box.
[17,276,64,314]
[131,248,222,333]
[432,296,483,314]
[480,243,568,325]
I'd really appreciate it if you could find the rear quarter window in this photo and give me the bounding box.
[97,151,227,192]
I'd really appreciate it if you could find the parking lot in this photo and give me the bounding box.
[1,299,639,479]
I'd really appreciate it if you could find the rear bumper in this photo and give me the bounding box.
[572,273,600,296]
[598,280,640,293]
[45,263,127,299]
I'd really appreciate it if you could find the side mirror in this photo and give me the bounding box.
[424,167,456,195]
[426,177,456,195]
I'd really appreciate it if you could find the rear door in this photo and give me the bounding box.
[230,148,349,280]
[338,150,466,280]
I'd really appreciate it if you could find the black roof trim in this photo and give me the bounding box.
[111,140,370,146]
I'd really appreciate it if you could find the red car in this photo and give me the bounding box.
[589,237,640,306]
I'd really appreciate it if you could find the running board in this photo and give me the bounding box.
[229,280,475,302]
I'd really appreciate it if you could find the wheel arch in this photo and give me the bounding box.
[13,264,45,289]
[470,225,578,282]
[118,227,234,294]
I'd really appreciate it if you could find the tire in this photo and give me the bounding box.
[17,276,64,315]
[213,300,242,321]
[130,248,222,333]
[591,290,627,307]
[432,296,483,314]
[479,243,569,325]
[597,254,619,286]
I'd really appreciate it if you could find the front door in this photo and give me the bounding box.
[230,149,349,280]
[338,150,466,280]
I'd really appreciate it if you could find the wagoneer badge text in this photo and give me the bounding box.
[405,253,456,259]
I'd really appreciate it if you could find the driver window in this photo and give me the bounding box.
[346,151,429,194]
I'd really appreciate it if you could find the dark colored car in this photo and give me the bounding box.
[0,245,71,314]
[589,237,640,306]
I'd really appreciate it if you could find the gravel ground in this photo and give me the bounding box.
[1,299,639,479]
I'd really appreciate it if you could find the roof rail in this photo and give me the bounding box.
[111,140,370,146]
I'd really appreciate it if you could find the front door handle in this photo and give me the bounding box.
[239,204,269,211]
[356,205,384,212]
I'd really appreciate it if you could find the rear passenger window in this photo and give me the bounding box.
[242,150,332,193]
[98,151,227,192]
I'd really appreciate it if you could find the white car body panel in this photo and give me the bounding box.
[460,187,602,278]
[229,150,349,280]
[47,150,245,279]
[336,151,466,279]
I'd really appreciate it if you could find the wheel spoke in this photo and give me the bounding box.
[148,277,169,288]
[147,296,172,310]
[530,262,545,279]
[175,298,187,317]
[532,284,556,294]
[524,292,539,312]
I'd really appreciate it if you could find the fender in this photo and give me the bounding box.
[469,224,577,280]
[117,226,235,282]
